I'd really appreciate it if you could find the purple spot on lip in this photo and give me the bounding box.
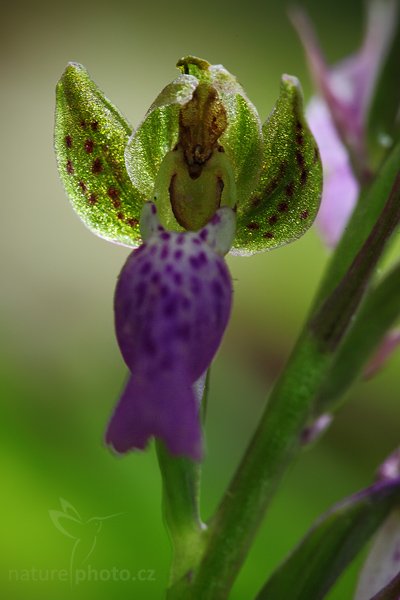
[198,251,208,265]
[191,237,201,245]
[139,261,152,275]
[151,204,157,214]
[190,256,199,269]
[159,354,174,371]
[165,264,173,273]
[160,231,171,241]
[174,249,183,260]
[190,252,208,270]
[174,272,183,285]
[211,213,221,225]
[176,234,185,245]
[160,245,169,260]
[134,282,147,307]
[190,276,201,294]
[212,279,224,297]
[181,296,191,309]
[160,284,169,297]
[143,335,157,356]
[163,299,178,317]
[175,323,190,340]
[151,272,160,284]
[200,229,209,240]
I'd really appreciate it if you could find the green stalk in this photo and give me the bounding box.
[186,170,400,596]
[316,260,400,413]
[156,442,207,587]
[157,371,211,591]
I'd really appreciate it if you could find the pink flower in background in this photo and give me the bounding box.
[291,0,398,247]
[306,97,359,247]
[292,2,400,373]
[291,0,397,172]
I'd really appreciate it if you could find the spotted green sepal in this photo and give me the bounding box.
[233,75,322,255]
[55,63,144,247]
[124,73,198,199]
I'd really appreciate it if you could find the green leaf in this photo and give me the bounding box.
[255,477,400,600]
[55,63,144,246]
[233,74,322,254]
[367,8,400,170]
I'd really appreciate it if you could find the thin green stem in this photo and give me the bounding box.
[316,260,400,413]
[156,371,211,592]
[156,441,206,587]
[185,170,400,597]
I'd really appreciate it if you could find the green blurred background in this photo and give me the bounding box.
[1,0,399,598]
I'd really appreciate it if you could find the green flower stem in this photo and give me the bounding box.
[185,168,400,597]
[191,335,330,599]
[310,172,400,350]
[313,138,400,307]
[316,259,400,414]
[156,442,207,586]
[156,372,211,589]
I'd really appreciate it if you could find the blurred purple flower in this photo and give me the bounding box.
[354,450,400,600]
[291,1,397,172]
[306,97,359,247]
[364,329,400,379]
[106,202,235,461]
[291,1,397,247]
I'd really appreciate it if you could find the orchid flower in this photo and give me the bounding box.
[106,202,235,460]
[54,56,322,459]
[291,2,400,377]
[291,0,398,247]
[52,26,400,598]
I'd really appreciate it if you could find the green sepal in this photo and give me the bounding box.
[256,477,400,600]
[366,10,400,170]
[233,75,322,255]
[55,63,143,247]
[124,73,198,199]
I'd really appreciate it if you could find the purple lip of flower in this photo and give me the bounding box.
[105,202,236,461]
[290,1,398,171]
